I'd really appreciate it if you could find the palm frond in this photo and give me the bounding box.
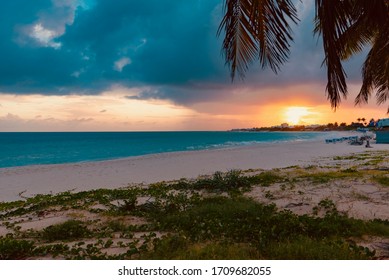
[338,0,388,60]
[218,0,259,80]
[336,17,373,60]
[314,0,355,109]
[218,0,298,80]
[356,22,389,113]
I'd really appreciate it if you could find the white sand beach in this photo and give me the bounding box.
[1,139,388,202]
[1,138,389,259]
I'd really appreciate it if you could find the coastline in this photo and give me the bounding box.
[1,138,388,202]
[0,130,349,169]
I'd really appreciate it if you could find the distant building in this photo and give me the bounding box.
[280,123,289,128]
[376,118,389,144]
[376,131,389,143]
[377,118,389,128]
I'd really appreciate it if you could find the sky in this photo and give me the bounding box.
[0,0,387,132]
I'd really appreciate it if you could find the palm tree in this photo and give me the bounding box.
[218,0,389,112]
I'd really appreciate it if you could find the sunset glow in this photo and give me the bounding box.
[284,107,310,125]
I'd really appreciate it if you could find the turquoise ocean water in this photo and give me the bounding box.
[0,131,329,168]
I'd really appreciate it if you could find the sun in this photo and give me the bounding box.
[284,107,310,125]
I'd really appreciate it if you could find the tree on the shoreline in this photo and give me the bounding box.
[218,0,389,112]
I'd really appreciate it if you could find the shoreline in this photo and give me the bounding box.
[1,138,388,202]
[0,130,353,170]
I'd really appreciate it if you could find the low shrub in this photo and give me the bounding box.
[41,220,91,242]
[0,237,35,259]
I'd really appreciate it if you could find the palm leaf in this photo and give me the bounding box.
[356,22,389,113]
[218,0,298,80]
[336,16,373,60]
[218,0,259,80]
[314,0,355,109]
[317,0,388,111]
[337,0,388,60]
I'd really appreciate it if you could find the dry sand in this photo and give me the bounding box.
[1,139,388,202]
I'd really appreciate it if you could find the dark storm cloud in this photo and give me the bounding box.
[0,0,226,95]
[0,0,88,93]
[0,0,366,104]
[125,82,231,105]
[61,0,227,86]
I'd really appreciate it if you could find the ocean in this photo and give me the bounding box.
[0,131,330,168]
